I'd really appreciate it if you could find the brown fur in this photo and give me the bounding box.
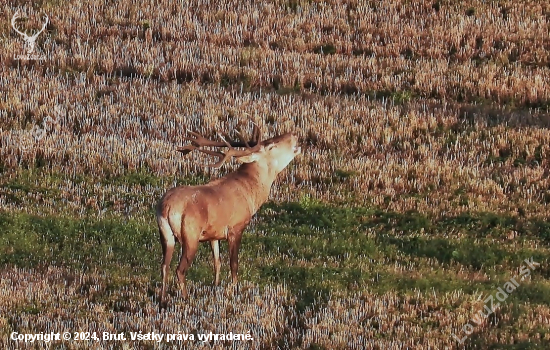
[157,132,300,304]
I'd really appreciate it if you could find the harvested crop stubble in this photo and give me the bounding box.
[2,76,550,218]
[1,1,549,103]
[1,266,548,349]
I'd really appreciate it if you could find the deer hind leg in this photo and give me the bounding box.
[210,240,221,286]
[158,217,175,306]
[176,234,199,299]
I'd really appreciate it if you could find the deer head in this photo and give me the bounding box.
[11,11,49,55]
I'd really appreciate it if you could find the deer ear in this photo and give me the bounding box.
[236,146,264,163]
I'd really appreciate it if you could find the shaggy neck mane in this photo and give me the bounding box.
[217,162,276,212]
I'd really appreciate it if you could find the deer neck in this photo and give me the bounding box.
[231,162,277,212]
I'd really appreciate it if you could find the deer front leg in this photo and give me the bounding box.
[228,233,242,284]
[210,240,221,286]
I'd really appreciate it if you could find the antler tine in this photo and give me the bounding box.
[183,129,255,148]
[177,129,226,155]
[239,112,261,146]
[183,129,227,147]
[222,131,254,148]
[234,130,251,148]
[217,132,262,160]
[176,144,230,168]
[195,149,231,168]
[250,120,261,144]
[218,132,233,147]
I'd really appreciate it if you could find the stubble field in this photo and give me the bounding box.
[1,0,549,348]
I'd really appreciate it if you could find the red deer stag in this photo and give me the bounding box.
[156,122,300,304]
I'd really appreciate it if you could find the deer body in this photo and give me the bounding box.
[157,127,299,304]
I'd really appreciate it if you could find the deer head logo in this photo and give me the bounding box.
[11,11,49,55]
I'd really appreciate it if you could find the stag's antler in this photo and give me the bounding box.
[177,121,262,168]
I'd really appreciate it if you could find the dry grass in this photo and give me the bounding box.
[1,84,550,218]
[1,266,548,349]
[1,0,549,219]
[1,1,549,103]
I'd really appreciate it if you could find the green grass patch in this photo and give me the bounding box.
[2,198,547,311]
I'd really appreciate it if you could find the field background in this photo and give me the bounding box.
[1,0,550,348]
